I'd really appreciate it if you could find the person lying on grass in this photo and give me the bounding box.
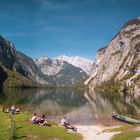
[61,116,77,132]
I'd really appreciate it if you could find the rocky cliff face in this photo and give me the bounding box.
[86,18,140,95]
[14,51,48,84]
[0,36,16,69]
[0,35,48,86]
[0,35,89,87]
[35,57,87,86]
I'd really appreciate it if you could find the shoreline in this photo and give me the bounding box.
[77,124,121,140]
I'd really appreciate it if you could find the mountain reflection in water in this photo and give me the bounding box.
[0,88,140,125]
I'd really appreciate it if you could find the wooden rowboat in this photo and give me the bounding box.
[112,114,140,124]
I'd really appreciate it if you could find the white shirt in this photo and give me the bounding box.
[61,118,68,126]
[11,106,15,111]
[31,116,37,121]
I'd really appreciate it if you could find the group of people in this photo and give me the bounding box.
[31,113,51,126]
[4,105,77,131]
[31,113,77,131]
[3,105,20,115]
[10,105,20,114]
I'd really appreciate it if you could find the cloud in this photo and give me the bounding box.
[3,32,40,38]
[33,0,95,11]
[0,12,49,32]
[33,0,61,10]
[0,13,33,29]
[41,26,81,34]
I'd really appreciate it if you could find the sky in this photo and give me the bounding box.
[0,0,140,60]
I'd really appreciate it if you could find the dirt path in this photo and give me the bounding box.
[77,125,120,140]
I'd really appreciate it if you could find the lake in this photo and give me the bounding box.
[0,88,140,125]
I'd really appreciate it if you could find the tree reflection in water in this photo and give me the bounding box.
[0,88,140,125]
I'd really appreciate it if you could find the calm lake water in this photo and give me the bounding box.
[0,88,140,125]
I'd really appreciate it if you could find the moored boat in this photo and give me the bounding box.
[112,114,140,124]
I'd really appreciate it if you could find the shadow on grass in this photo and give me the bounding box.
[15,126,23,130]
[14,135,27,139]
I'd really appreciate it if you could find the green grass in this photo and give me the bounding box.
[111,125,140,140]
[0,109,82,140]
[112,131,140,140]
[0,111,11,140]
[111,125,135,132]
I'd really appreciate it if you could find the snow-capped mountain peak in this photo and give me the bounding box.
[54,55,94,74]
[35,56,87,85]
[35,56,50,65]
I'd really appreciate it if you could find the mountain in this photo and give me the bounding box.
[86,17,140,95]
[35,57,62,76]
[0,35,88,88]
[0,35,48,88]
[55,55,94,74]
[35,57,87,86]
[0,65,7,89]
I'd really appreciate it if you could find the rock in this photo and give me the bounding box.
[86,18,140,95]
[35,56,87,86]
[0,35,48,86]
[54,55,94,74]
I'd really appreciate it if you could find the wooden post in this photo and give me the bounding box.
[8,112,15,140]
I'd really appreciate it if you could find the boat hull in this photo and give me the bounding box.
[112,114,140,125]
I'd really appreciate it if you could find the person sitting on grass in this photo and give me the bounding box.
[61,116,77,132]
[11,105,16,115]
[31,113,40,124]
[39,115,51,126]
